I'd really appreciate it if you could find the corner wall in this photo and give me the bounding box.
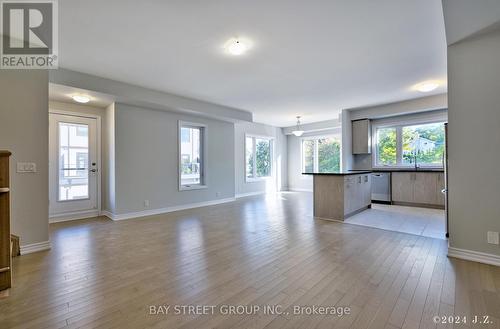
[447,29,500,258]
[111,103,235,215]
[0,70,49,248]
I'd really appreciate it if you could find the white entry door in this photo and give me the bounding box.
[49,113,99,219]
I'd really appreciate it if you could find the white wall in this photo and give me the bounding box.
[109,103,235,215]
[447,28,500,257]
[234,122,287,197]
[0,70,49,247]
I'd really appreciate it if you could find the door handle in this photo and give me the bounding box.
[90,169,98,173]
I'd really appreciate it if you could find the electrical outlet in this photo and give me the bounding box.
[144,200,150,208]
[17,162,37,173]
[487,231,499,245]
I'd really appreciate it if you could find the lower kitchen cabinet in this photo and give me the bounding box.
[391,172,445,208]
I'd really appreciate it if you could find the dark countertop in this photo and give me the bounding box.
[302,171,372,176]
[303,168,444,176]
[351,169,444,173]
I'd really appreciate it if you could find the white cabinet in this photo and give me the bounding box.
[352,119,371,154]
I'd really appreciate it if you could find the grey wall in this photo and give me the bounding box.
[0,71,49,246]
[234,122,287,196]
[447,29,500,256]
[111,103,235,214]
[102,103,116,213]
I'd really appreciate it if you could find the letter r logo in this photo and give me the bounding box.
[1,1,54,55]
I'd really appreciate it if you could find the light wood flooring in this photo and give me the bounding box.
[1,192,500,329]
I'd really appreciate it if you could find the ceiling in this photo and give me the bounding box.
[58,0,447,127]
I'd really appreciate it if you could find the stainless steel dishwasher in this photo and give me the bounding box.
[371,172,391,202]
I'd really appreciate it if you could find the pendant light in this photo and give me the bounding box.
[292,116,304,137]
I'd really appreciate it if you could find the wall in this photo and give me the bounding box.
[447,28,500,257]
[234,122,287,197]
[102,103,116,214]
[111,103,235,215]
[0,70,49,249]
[288,128,342,192]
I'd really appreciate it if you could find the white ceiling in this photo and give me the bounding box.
[58,0,447,127]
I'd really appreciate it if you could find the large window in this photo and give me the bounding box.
[302,136,341,173]
[246,135,273,180]
[179,122,206,190]
[374,121,445,168]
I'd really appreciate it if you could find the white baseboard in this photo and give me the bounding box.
[235,191,266,198]
[49,209,100,223]
[20,241,51,255]
[102,197,237,221]
[448,247,500,267]
[288,188,313,193]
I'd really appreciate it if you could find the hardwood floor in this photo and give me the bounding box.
[1,192,500,328]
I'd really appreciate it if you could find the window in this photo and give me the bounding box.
[58,122,89,201]
[245,135,273,180]
[373,121,445,168]
[302,136,341,173]
[179,122,206,190]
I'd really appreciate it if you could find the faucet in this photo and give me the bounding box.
[413,152,419,170]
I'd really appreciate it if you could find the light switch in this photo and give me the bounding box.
[487,231,499,245]
[17,162,37,173]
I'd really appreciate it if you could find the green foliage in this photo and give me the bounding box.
[256,140,271,177]
[377,123,445,166]
[303,140,315,173]
[318,139,340,172]
[377,128,397,165]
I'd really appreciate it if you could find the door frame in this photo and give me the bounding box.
[49,109,102,222]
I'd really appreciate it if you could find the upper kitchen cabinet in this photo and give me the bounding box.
[352,119,371,154]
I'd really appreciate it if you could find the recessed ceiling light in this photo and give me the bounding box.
[72,95,91,103]
[414,81,440,93]
[224,38,250,56]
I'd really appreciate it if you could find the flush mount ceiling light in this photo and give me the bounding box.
[292,116,304,137]
[224,38,250,56]
[72,95,91,103]
[414,81,440,93]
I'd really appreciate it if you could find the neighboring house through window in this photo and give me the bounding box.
[179,121,206,190]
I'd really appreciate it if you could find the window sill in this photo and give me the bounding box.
[179,185,208,191]
[245,176,272,183]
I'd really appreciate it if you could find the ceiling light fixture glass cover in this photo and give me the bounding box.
[414,81,440,93]
[72,95,91,103]
[224,38,249,56]
[292,116,304,137]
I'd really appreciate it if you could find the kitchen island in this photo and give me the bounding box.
[304,171,372,221]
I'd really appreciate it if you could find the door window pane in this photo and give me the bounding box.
[302,140,315,173]
[245,137,254,179]
[376,127,397,166]
[402,123,445,166]
[180,126,203,186]
[318,138,341,173]
[59,122,89,201]
[255,138,271,177]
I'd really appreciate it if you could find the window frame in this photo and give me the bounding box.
[372,119,446,169]
[301,134,342,174]
[178,120,207,191]
[245,134,274,182]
